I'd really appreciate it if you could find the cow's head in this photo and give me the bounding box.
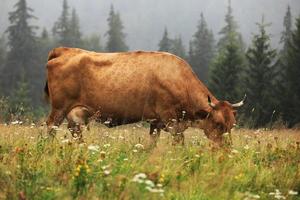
[194,95,246,145]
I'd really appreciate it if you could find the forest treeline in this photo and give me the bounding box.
[0,0,299,128]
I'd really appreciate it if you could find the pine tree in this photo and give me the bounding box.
[276,6,293,125]
[209,32,243,102]
[218,0,243,50]
[0,0,39,104]
[158,28,172,52]
[283,15,300,126]
[69,8,82,47]
[281,6,293,54]
[244,17,277,127]
[52,0,72,46]
[170,36,186,59]
[208,0,244,102]
[105,5,128,52]
[189,13,215,83]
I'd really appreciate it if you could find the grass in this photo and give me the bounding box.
[0,122,299,200]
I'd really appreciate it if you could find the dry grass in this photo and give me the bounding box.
[0,122,299,199]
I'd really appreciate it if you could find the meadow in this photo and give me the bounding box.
[0,122,299,200]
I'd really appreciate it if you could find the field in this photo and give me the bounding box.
[0,122,299,200]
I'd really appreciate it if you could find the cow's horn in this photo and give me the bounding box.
[208,96,216,108]
[232,94,247,108]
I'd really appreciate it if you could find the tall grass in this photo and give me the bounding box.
[0,123,299,199]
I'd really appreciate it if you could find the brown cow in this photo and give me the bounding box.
[44,47,245,145]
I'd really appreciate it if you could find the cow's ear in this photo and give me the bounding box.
[195,110,209,119]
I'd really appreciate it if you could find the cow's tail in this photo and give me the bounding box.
[44,48,58,104]
[44,81,49,103]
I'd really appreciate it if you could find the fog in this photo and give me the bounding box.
[1,0,300,50]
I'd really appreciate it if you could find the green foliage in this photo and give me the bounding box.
[244,17,277,127]
[105,5,129,52]
[9,78,32,120]
[189,13,215,83]
[209,35,243,102]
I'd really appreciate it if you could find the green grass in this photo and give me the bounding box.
[0,123,299,200]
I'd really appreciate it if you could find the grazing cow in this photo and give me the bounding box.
[44,47,245,145]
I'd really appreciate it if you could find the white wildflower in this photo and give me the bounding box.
[132,149,138,153]
[231,149,239,154]
[288,190,298,195]
[134,144,144,149]
[244,145,250,150]
[103,170,110,175]
[11,120,21,125]
[274,194,286,199]
[88,144,100,152]
[145,180,155,187]
[132,173,147,183]
[223,132,229,136]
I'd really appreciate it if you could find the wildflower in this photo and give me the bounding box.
[288,190,298,195]
[244,145,250,150]
[132,149,138,153]
[231,149,239,154]
[123,158,128,161]
[132,173,147,183]
[103,143,111,148]
[145,180,155,187]
[103,170,111,175]
[134,143,144,149]
[88,144,100,152]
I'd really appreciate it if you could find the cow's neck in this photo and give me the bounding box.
[188,77,218,115]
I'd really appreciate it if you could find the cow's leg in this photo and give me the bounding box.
[164,121,188,146]
[149,122,161,145]
[46,109,65,137]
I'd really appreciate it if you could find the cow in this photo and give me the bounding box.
[44,47,245,145]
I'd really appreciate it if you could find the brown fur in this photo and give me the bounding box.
[45,47,239,145]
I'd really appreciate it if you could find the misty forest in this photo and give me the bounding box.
[1,1,300,200]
